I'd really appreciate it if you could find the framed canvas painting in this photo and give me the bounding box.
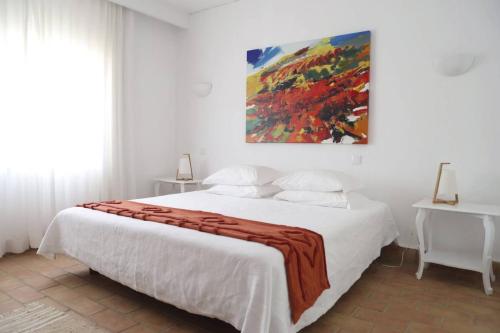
[246,31,370,144]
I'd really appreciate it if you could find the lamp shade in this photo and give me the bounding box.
[437,166,458,200]
[177,154,193,180]
[432,162,459,205]
[178,156,191,175]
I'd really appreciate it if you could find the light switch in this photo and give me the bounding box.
[352,155,362,165]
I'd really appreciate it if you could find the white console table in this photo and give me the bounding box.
[154,177,202,195]
[413,198,499,295]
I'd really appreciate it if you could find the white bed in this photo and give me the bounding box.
[38,191,398,333]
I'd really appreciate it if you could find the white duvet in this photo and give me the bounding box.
[38,191,398,333]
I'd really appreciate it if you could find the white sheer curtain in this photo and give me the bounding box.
[0,0,126,256]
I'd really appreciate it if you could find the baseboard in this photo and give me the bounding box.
[394,240,418,250]
[390,242,500,265]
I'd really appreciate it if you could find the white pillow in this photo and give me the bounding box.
[272,170,362,192]
[203,165,281,186]
[344,192,372,209]
[273,191,370,209]
[206,185,281,198]
[274,190,349,208]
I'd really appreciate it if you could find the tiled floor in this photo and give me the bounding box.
[0,248,498,333]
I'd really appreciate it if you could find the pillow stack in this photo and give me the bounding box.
[204,165,282,198]
[272,170,363,208]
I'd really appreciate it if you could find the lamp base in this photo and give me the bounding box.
[176,177,193,181]
[432,194,459,206]
[176,169,193,181]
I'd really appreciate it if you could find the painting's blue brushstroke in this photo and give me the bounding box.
[247,49,263,66]
[247,46,282,68]
[330,31,370,47]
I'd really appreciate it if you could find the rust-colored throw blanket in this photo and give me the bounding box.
[79,200,330,323]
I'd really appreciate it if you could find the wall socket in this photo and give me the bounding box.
[352,154,362,165]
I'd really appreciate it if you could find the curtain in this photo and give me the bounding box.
[0,0,126,256]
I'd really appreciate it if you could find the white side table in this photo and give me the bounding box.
[154,177,202,195]
[413,198,499,295]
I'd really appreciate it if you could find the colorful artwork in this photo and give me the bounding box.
[246,31,370,144]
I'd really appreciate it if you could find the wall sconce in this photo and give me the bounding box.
[433,53,475,76]
[192,82,213,97]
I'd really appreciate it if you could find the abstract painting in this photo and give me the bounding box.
[246,31,370,144]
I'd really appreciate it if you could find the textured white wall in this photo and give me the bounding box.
[175,0,500,258]
[123,10,180,198]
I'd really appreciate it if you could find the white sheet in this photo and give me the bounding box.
[37,191,398,333]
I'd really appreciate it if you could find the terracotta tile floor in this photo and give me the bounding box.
[0,248,498,333]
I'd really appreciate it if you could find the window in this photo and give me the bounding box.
[0,0,124,255]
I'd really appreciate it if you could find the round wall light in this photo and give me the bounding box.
[433,53,475,77]
[192,82,213,97]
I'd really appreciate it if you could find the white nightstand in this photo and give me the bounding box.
[153,177,202,195]
[413,198,499,295]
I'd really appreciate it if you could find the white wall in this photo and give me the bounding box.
[123,10,180,198]
[176,0,500,258]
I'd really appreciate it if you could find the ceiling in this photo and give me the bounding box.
[109,0,239,28]
[160,0,239,14]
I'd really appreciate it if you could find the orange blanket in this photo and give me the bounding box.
[79,200,330,323]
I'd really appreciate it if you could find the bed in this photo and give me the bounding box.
[37,191,398,333]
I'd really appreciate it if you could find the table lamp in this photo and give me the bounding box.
[176,154,193,181]
[432,162,459,205]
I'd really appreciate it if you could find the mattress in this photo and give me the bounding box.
[37,191,399,333]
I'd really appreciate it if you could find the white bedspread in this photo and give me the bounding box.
[38,191,398,333]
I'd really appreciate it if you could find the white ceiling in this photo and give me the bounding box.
[159,0,238,14]
[109,0,238,28]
